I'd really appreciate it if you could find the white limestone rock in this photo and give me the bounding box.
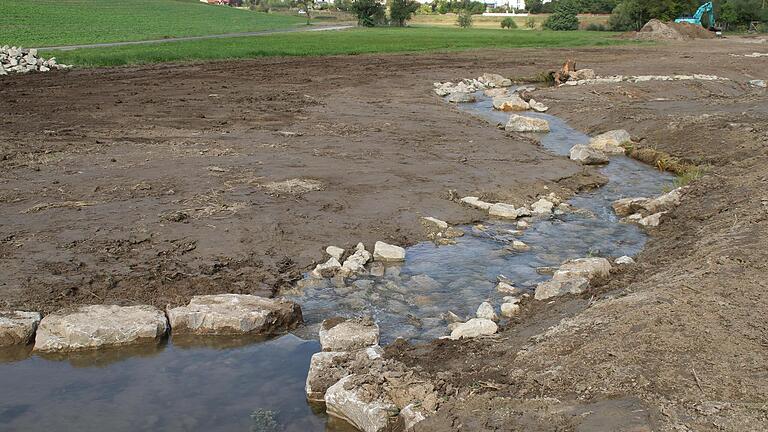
[489,203,524,219]
[612,197,651,217]
[589,129,631,154]
[638,211,666,227]
[460,196,493,210]
[446,91,475,103]
[528,98,549,112]
[34,305,168,352]
[373,241,406,262]
[480,73,512,88]
[421,216,449,231]
[341,243,372,276]
[531,198,554,215]
[511,240,530,251]
[493,93,529,112]
[534,277,590,300]
[554,257,612,281]
[311,257,342,278]
[325,375,397,432]
[500,301,521,318]
[398,403,428,431]
[167,294,302,336]
[449,318,498,339]
[306,351,350,402]
[326,246,345,261]
[569,144,609,165]
[615,255,635,265]
[505,114,550,132]
[319,317,380,352]
[476,302,498,322]
[0,311,41,346]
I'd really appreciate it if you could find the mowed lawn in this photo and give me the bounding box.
[48,27,631,67]
[0,0,305,47]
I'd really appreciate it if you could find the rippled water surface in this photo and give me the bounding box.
[0,91,674,432]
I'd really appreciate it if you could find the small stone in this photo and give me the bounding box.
[516,220,530,229]
[399,403,428,431]
[505,114,550,132]
[167,294,302,335]
[446,91,475,103]
[531,198,554,215]
[615,256,635,265]
[340,244,372,276]
[749,79,767,88]
[480,73,512,87]
[638,211,666,227]
[319,317,379,352]
[449,318,498,339]
[373,241,405,262]
[569,144,609,165]
[326,246,345,261]
[441,311,463,323]
[34,305,168,352]
[421,216,448,231]
[528,99,549,112]
[444,227,465,238]
[493,93,529,112]
[460,196,493,210]
[511,240,530,251]
[496,281,518,294]
[0,311,41,346]
[476,302,498,322]
[311,257,342,278]
[500,302,521,317]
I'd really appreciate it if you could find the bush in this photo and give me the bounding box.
[525,16,537,29]
[586,22,607,31]
[350,0,386,26]
[607,0,644,31]
[457,10,473,28]
[390,0,419,26]
[543,0,580,30]
[500,17,518,29]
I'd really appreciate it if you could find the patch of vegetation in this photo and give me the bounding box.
[390,0,420,26]
[0,0,305,47]
[501,17,518,29]
[673,166,704,188]
[543,0,580,31]
[47,27,632,67]
[457,10,474,28]
[350,0,386,26]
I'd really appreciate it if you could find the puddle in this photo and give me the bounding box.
[0,90,674,431]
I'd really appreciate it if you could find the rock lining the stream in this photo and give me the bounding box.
[535,257,613,300]
[341,243,372,276]
[450,318,498,339]
[0,311,41,346]
[460,196,493,210]
[505,114,551,133]
[326,245,345,261]
[493,93,529,111]
[34,305,168,352]
[589,129,631,154]
[320,317,380,352]
[476,302,499,322]
[373,241,406,262]
[569,144,609,165]
[166,294,302,336]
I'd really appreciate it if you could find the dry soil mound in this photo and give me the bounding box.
[626,19,715,41]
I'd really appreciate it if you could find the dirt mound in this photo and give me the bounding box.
[626,19,715,41]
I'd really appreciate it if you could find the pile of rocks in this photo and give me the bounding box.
[461,192,568,224]
[434,72,513,103]
[1,46,71,75]
[311,241,406,280]
[420,216,465,245]
[0,294,302,352]
[563,73,728,87]
[612,186,686,228]
[569,129,632,165]
[307,317,439,432]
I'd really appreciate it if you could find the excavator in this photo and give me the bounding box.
[675,1,722,34]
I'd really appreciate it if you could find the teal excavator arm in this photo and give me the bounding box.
[675,1,715,28]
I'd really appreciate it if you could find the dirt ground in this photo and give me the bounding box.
[2,36,768,430]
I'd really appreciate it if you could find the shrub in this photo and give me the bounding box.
[586,22,607,31]
[457,10,473,28]
[525,16,537,29]
[390,0,419,26]
[608,0,644,31]
[350,0,386,26]
[500,17,518,29]
[543,0,580,31]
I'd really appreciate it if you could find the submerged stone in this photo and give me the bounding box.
[34,305,168,352]
[319,317,380,352]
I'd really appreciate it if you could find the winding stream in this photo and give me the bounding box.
[0,91,674,432]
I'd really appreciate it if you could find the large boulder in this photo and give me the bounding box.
[449,318,498,339]
[589,129,631,154]
[373,241,406,262]
[534,277,590,300]
[0,311,41,346]
[554,257,612,281]
[325,375,398,432]
[569,144,609,165]
[320,317,380,352]
[167,294,302,336]
[505,114,550,132]
[493,93,529,112]
[34,305,168,352]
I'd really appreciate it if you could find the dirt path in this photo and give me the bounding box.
[35,24,355,51]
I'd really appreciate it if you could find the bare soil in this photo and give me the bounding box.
[2,37,767,430]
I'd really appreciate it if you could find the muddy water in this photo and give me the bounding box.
[0,92,673,432]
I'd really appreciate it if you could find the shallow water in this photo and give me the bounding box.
[0,91,674,431]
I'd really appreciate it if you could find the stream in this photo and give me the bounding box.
[0,91,674,432]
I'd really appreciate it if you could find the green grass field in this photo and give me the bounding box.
[0,0,305,47]
[47,27,630,67]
